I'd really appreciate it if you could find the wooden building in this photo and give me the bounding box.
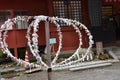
[0,0,120,58]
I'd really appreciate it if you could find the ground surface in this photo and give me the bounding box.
[0,46,120,80]
[2,62,119,80]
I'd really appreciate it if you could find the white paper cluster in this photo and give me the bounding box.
[0,15,94,71]
[0,18,41,69]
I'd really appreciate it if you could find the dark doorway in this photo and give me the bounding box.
[88,1,116,44]
[115,14,120,40]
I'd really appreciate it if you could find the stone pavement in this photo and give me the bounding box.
[106,46,120,59]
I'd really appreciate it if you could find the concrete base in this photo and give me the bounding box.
[69,62,112,71]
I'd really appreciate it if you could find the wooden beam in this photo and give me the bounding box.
[25,68,42,74]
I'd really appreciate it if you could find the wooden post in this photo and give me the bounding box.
[96,42,103,58]
[45,21,52,80]
[52,44,55,54]
[14,48,18,58]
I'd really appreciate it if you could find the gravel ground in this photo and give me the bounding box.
[2,62,120,80]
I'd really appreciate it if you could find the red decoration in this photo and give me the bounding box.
[25,50,29,62]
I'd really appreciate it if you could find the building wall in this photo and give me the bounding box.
[0,0,89,57]
[0,0,48,15]
[49,0,89,51]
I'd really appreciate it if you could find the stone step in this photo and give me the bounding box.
[69,62,112,71]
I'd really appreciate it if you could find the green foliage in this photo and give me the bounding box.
[0,50,4,58]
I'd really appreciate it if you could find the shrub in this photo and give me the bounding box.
[0,50,5,58]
